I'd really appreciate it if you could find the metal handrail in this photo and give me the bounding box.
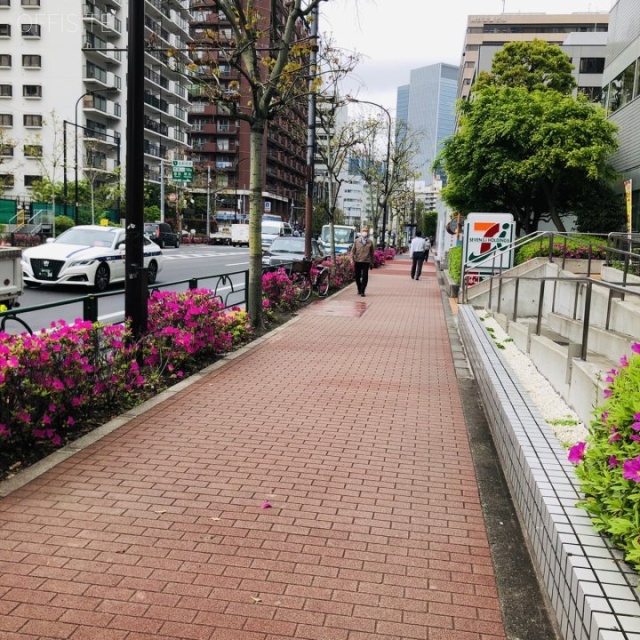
[486,273,640,361]
[461,230,612,303]
[0,268,251,335]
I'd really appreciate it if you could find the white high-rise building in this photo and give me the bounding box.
[0,0,192,219]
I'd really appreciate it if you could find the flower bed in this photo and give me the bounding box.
[0,290,252,480]
[569,342,640,571]
[515,235,607,265]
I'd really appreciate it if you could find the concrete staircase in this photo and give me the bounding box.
[463,258,640,426]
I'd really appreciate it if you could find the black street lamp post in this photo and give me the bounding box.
[347,97,392,249]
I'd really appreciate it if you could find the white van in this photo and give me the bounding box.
[261,218,292,250]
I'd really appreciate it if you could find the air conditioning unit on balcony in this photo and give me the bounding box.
[84,41,93,49]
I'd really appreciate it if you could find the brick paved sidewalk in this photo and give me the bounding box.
[0,256,507,640]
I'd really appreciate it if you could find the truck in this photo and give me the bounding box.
[0,246,23,310]
[231,224,249,247]
[320,224,356,256]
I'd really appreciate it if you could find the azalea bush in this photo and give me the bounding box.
[373,249,386,267]
[0,291,253,480]
[384,247,396,260]
[568,342,640,570]
[319,255,355,290]
[515,235,607,265]
[262,268,297,312]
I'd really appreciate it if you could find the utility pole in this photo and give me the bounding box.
[124,0,147,338]
[206,165,211,241]
[160,159,165,223]
[304,4,319,259]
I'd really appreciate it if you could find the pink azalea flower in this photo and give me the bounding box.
[603,389,612,399]
[67,417,75,426]
[631,435,640,443]
[51,434,62,447]
[620,355,629,368]
[608,456,619,468]
[568,442,587,464]
[632,343,640,355]
[622,456,640,482]
[0,424,10,438]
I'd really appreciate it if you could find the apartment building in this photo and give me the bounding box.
[458,12,609,101]
[0,0,191,216]
[188,0,308,221]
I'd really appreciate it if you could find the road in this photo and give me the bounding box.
[4,246,250,334]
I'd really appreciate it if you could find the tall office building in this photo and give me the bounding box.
[0,0,192,213]
[394,63,458,185]
[189,0,308,221]
[458,12,609,102]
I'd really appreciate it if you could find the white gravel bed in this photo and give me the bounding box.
[475,309,589,448]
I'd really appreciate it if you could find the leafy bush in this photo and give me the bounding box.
[448,245,462,284]
[323,254,355,289]
[568,343,640,570]
[55,216,75,234]
[515,235,607,265]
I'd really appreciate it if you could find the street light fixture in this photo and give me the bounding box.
[347,97,392,250]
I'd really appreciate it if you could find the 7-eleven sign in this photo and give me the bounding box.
[463,213,515,278]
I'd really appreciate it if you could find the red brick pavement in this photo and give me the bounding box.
[0,257,507,640]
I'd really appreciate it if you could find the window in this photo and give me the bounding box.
[0,0,10,7]
[24,174,40,187]
[23,84,41,98]
[21,23,40,37]
[0,24,10,36]
[23,114,42,127]
[0,173,14,187]
[0,113,12,126]
[22,54,40,68]
[578,86,602,102]
[0,143,13,156]
[23,144,42,157]
[21,0,40,6]
[0,83,10,97]
[0,54,10,66]
[579,58,605,74]
[608,60,637,113]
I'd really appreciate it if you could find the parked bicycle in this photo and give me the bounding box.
[290,258,330,301]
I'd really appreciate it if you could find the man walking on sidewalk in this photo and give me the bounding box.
[351,225,375,297]
[410,231,428,280]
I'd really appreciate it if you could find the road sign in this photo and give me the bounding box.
[264,201,271,213]
[172,160,193,183]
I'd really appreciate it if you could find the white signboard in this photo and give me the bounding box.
[463,213,515,284]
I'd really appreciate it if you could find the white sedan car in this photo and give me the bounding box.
[22,225,164,292]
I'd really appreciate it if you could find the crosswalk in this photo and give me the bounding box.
[162,250,248,260]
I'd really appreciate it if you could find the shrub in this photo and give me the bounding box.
[373,249,386,267]
[262,268,297,312]
[568,343,640,570]
[384,247,396,260]
[324,254,355,289]
[448,246,462,284]
[55,216,75,234]
[515,235,607,265]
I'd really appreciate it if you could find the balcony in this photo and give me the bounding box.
[144,92,169,114]
[144,117,169,137]
[83,10,122,38]
[83,65,121,90]
[82,94,121,120]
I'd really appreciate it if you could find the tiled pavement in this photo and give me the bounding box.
[0,257,508,640]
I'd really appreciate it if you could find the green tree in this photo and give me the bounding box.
[421,210,437,239]
[440,86,619,233]
[190,0,352,328]
[474,39,577,95]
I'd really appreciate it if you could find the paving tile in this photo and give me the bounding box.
[0,260,508,640]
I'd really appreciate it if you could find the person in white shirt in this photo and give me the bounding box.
[409,231,428,280]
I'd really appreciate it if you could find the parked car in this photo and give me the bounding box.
[144,222,180,248]
[21,225,164,292]
[261,219,293,251]
[262,236,327,271]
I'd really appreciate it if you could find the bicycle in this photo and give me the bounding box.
[290,258,330,302]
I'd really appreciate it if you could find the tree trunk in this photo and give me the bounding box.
[248,124,265,328]
[541,180,566,233]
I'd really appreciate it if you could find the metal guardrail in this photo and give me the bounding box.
[0,268,251,335]
[486,273,640,361]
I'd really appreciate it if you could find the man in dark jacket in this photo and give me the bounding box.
[350,226,375,297]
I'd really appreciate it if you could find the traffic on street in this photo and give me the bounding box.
[3,245,250,334]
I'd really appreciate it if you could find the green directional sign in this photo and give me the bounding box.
[172,159,193,183]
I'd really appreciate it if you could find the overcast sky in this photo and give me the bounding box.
[321,0,613,115]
